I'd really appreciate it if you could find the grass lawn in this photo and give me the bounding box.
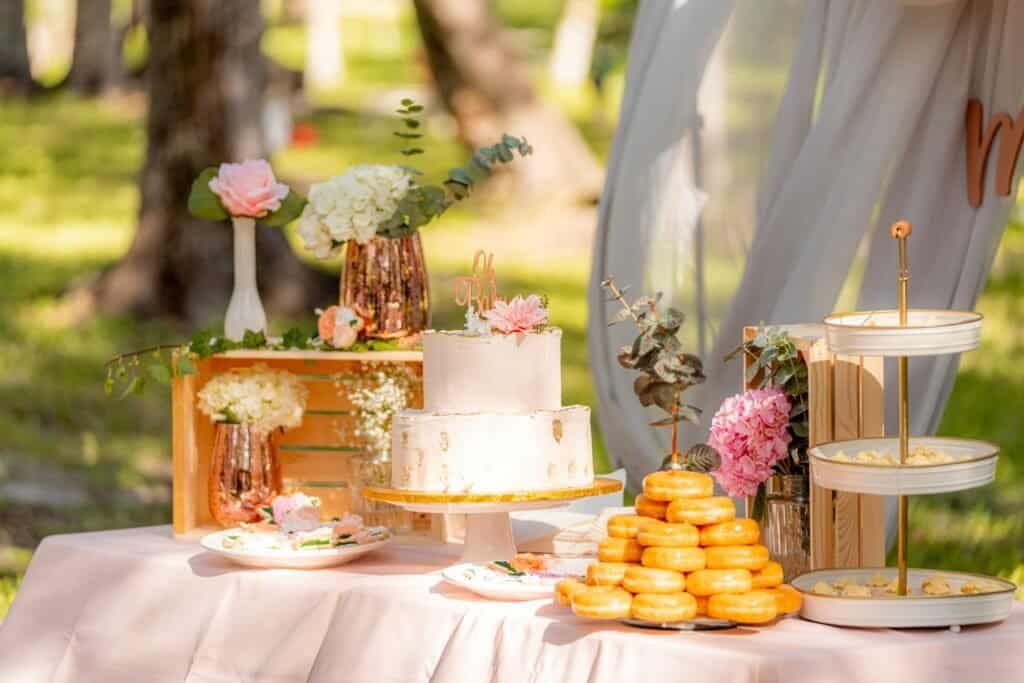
[2,5,1022,620]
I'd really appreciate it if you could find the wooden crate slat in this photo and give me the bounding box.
[807,339,835,570]
[858,354,887,566]
[832,354,862,568]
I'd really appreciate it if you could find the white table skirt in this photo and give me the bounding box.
[1,526,1022,683]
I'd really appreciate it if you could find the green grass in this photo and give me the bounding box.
[2,5,1023,619]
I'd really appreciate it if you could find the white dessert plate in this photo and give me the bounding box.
[823,309,981,356]
[809,437,998,495]
[200,529,391,570]
[793,568,1016,628]
[441,558,591,601]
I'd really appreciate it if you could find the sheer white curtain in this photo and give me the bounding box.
[589,0,1024,488]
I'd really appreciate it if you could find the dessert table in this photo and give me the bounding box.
[1,527,1022,683]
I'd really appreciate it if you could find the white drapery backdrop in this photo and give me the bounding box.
[589,0,1024,489]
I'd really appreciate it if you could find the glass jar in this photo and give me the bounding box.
[349,454,413,533]
[754,474,810,580]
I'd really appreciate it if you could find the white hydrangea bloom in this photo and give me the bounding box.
[197,364,309,434]
[298,164,414,258]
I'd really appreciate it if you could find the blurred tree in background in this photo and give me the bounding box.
[0,0,33,93]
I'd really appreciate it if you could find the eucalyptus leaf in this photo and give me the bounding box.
[187,167,229,221]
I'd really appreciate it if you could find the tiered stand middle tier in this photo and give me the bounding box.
[793,222,1015,628]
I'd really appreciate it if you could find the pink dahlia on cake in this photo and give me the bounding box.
[483,294,548,334]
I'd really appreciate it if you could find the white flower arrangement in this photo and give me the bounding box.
[197,364,309,434]
[297,164,415,259]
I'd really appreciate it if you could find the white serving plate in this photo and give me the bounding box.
[823,309,982,356]
[793,568,1016,628]
[200,529,391,569]
[810,437,998,495]
[441,558,590,601]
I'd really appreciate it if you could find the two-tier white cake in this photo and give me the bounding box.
[390,327,594,493]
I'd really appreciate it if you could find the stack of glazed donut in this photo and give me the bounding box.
[556,470,802,625]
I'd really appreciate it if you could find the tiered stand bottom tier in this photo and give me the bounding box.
[363,478,622,562]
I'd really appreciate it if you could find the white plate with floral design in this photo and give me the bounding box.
[201,528,392,570]
[441,558,590,601]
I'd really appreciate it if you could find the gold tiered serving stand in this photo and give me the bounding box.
[793,221,1015,628]
[363,478,622,563]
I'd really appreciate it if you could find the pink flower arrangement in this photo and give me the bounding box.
[708,388,792,497]
[209,159,290,218]
[317,305,364,349]
[482,294,548,334]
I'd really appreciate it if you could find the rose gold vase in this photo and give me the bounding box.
[341,234,430,339]
[208,423,282,527]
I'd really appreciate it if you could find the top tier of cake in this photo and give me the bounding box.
[422,328,561,412]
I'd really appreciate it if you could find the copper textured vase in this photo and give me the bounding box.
[341,234,430,339]
[208,423,282,526]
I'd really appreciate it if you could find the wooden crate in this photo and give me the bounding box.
[742,326,886,569]
[172,350,423,537]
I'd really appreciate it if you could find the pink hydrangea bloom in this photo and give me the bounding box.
[708,388,792,497]
[209,159,289,218]
[482,294,548,334]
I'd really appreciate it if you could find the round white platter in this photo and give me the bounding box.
[441,558,590,601]
[793,568,1016,628]
[823,309,981,356]
[809,437,998,495]
[200,529,392,570]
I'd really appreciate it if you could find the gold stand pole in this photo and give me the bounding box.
[891,220,912,596]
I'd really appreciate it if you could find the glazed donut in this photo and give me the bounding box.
[635,495,669,520]
[597,537,643,563]
[694,594,709,616]
[586,561,630,586]
[666,496,736,525]
[630,592,698,623]
[607,514,662,539]
[707,591,778,624]
[637,522,699,548]
[642,470,714,502]
[685,569,753,596]
[699,518,760,547]
[622,565,686,594]
[641,546,706,573]
[555,578,587,607]
[571,587,633,620]
[705,544,770,571]
[750,561,784,589]
[763,584,802,614]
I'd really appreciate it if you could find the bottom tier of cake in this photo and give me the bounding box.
[390,405,594,493]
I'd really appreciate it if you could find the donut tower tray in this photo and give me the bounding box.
[793,221,1015,628]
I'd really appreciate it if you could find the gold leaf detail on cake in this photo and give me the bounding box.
[568,461,577,476]
[400,465,412,486]
[440,464,449,486]
[547,463,557,480]
[584,462,592,477]
[401,431,409,447]
[440,432,449,452]
[552,419,563,444]
[416,449,424,468]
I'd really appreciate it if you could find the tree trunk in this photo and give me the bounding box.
[549,0,598,89]
[85,0,332,326]
[0,0,34,93]
[304,0,344,91]
[68,0,118,95]
[412,0,604,203]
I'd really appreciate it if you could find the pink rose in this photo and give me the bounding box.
[333,514,364,540]
[316,306,363,348]
[209,159,290,218]
[271,493,321,533]
[482,294,549,335]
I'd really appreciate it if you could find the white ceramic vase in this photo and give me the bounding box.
[224,216,268,341]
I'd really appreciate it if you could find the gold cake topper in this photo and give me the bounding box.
[455,250,499,312]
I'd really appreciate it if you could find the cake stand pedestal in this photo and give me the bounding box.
[363,477,622,563]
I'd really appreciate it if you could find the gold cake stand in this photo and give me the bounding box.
[364,477,622,562]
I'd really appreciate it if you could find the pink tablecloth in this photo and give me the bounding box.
[1,526,1022,683]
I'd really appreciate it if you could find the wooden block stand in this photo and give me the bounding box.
[172,350,422,537]
[743,325,886,569]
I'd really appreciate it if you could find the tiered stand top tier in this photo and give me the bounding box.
[794,303,1014,628]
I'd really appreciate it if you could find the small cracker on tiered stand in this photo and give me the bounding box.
[558,470,801,625]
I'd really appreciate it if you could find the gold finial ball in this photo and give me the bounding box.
[890,220,912,239]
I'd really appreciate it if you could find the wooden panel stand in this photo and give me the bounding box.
[743,326,885,570]
[172,350,423,537]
